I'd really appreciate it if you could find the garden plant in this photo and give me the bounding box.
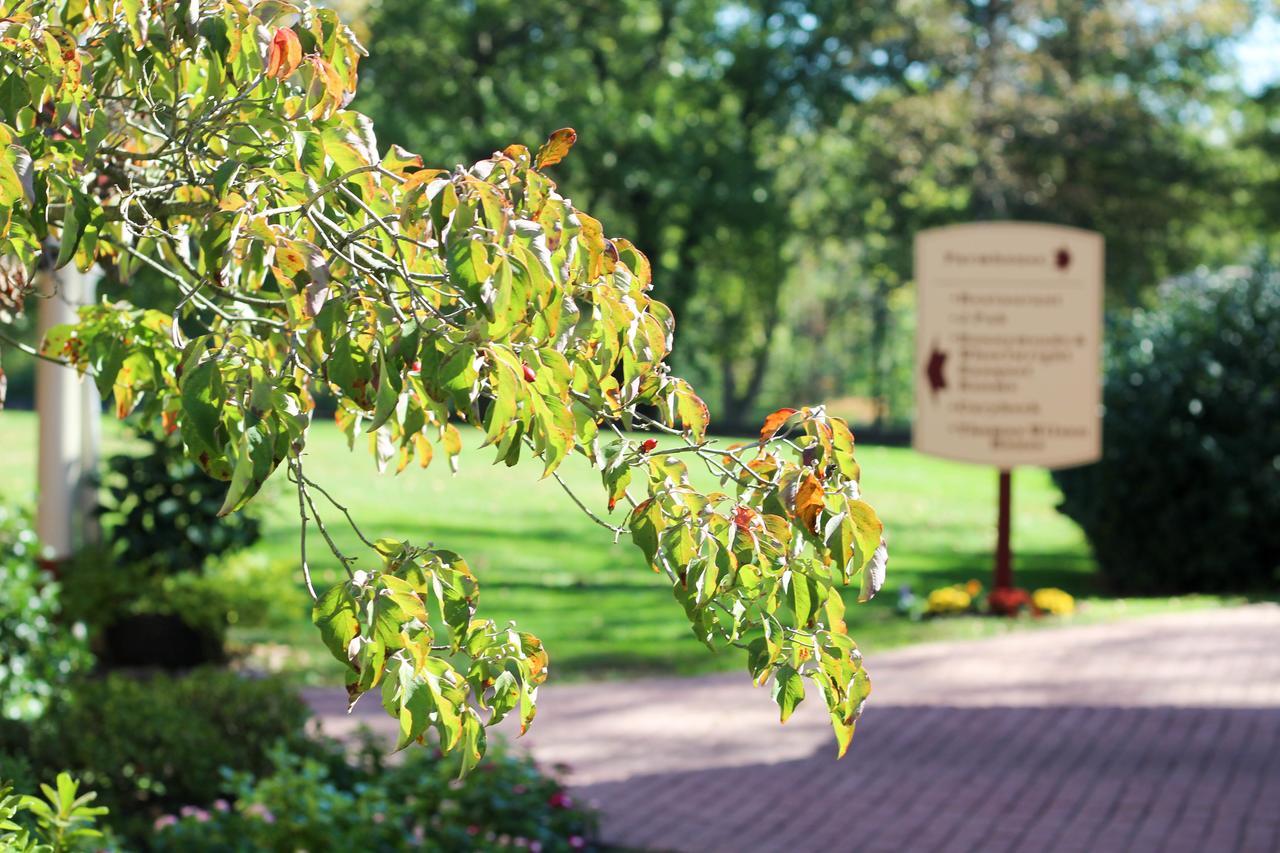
[0,0,887,770]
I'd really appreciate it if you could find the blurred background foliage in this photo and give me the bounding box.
[342,0,1277,432]
[1054,259,1280,594]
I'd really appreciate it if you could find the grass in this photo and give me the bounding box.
[0,409,1244,682]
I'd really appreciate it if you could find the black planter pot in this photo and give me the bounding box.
[101,613,225,669]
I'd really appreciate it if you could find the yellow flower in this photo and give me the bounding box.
[925,586,972,615]
[1033,587,1075,616]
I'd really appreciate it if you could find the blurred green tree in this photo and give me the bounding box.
[357,0,916,426]
[767,0,1263,424]
[359,0,1264,429]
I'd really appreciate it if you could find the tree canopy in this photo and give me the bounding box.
[0,0,886,769]
[355,0,1264,428]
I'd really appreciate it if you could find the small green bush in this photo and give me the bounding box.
[9,669,310,839]
[0,503,92,721]
[0,772,109,853]
[1053,261,1280,593]
[150,736,597,852]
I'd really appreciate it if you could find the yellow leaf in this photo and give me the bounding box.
[534,127,577,169]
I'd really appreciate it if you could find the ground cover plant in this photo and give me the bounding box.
[0,0,887,768]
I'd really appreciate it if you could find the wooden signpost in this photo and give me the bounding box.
[914,222,1103,605]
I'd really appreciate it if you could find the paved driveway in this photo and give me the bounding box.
[307,604,1280,852]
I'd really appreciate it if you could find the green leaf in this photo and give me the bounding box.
[313,583,360,672]
[55,196,88,268]
[487,670,519,725]
[0,75,31,122]
[771,665,805,723]
[673,381,710,441]
[366,352,400,432]
[830,417,861,481]
[629,499,665,568]
[846,499,884,582]
[179,356,224,458]
[787,569,814,627]
[456,710,487,777]
[218,422,276,515]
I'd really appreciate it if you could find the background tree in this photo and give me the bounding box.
[356,0,919,427]
[767,0,1263,422]
[356,0,1265,431]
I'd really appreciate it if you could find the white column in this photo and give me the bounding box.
[78,270,102,547]
[35,263,101,561]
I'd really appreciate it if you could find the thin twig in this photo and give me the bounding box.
[290,457,318,600]
[550,469,627,538]
[300,471,379,551]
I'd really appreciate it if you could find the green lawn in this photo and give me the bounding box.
[0,410,1240,681]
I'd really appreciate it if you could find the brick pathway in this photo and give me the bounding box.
[307,604,1280,852]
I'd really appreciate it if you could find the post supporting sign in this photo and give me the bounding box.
[914,222,1103,600]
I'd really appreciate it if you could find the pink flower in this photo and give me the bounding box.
[213,799,230,813]
[153,815,178,831]
[179,806,211,822]
[548,791,573,809]
[245,803,276,824]
[512,784,527,795]
[569,836,586,849]
[467,824,480,835]
[373,812,385,824]
[530,842,543,853]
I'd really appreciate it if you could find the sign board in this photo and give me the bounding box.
[914,222,1103,468]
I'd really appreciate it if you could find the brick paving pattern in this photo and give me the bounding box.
[308,604,1280,852]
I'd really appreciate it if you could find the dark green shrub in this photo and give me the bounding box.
[1053,262,1280,593]
[12,669,310,840]
[62,426,265,668]
[0,502,92,721]
[97,427,262,575]
[150,735,598,852]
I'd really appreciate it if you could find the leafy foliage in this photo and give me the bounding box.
[149,735,597,852]
[0,0,886,762]
[1054,261,1280,593]
[98,426,262,575]
[0,773,108,853]
[0,502,91,721]
[5,669,311,840]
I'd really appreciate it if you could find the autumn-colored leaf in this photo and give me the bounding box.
[759,407,798,443]
[266,28,302,80]
[733,504,760,535]
[534,127,577,169]
[794,472,825,534]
